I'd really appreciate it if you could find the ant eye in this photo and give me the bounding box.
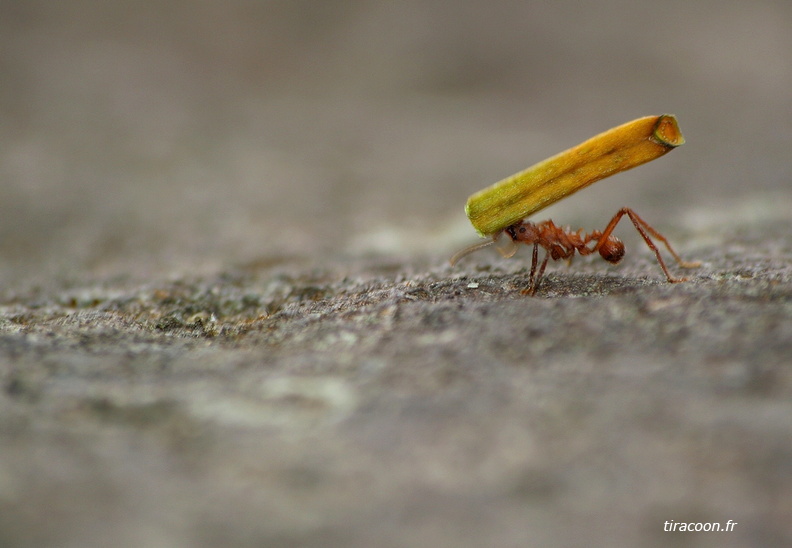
[519,227,526,233]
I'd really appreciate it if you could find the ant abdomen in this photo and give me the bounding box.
[598,236,625,264]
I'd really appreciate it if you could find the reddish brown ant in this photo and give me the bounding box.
[450,207,700,295]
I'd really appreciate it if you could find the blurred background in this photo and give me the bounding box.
[2,0,791,283]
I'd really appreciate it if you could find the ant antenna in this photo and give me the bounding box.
[449,240,495,266]
[450,231,519,266]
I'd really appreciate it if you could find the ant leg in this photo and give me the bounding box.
[527,243,539,287]
[596,208,699,283]
[521,244,539,295]
[522,246,550,295]
[534,252,551,292]
[624,209,701,269]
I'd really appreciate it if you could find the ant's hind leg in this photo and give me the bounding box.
[597,208,699,283]
[623,209,701,269]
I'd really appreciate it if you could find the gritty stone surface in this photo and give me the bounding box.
[2,2,792,547]
[2,231,791,547]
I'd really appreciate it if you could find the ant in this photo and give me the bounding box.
[450,207,700,295]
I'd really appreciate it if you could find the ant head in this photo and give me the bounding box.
[598,236,625,264]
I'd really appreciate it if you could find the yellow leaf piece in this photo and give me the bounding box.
[465,114,685,236]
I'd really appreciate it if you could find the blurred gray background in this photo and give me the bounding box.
[2,0,790,282]
[2,2,792,548]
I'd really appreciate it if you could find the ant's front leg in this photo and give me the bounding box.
[521,244,550,296]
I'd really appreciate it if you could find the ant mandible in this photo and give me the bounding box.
[450,207,701,295]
